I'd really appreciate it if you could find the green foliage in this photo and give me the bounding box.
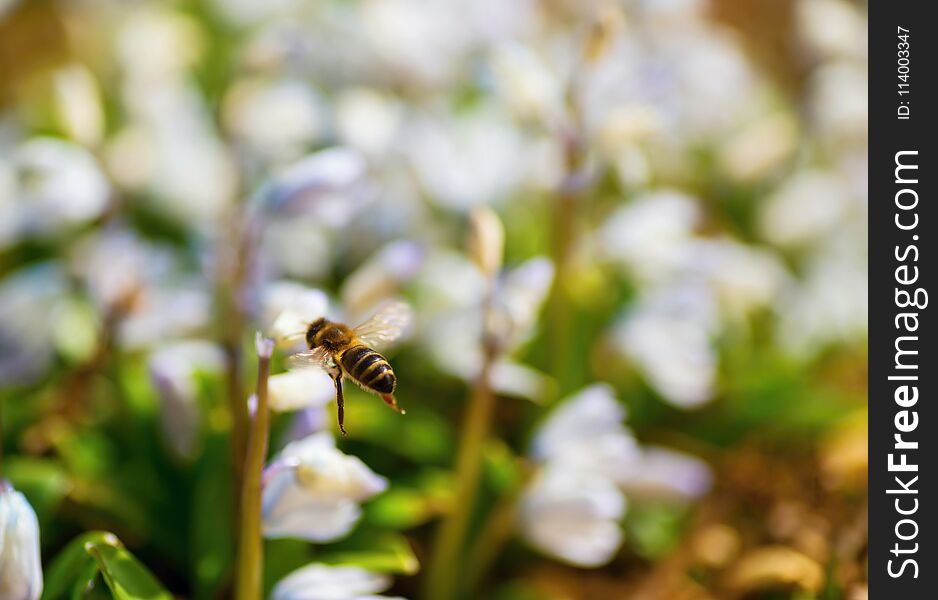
[42,532,173,600]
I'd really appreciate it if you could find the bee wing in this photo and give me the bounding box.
[353,300,413,351]
[287,347,334,372]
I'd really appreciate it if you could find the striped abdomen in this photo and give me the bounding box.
[340,344,396,395]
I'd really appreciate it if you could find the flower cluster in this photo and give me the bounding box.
[520,385,711,566]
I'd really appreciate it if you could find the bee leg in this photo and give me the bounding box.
[380,394,406,415]
[333,375,347,435]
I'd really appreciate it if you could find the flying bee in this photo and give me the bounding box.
[289,301,412,434]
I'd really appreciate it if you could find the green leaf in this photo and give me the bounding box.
[42,532,173,600]
[482,439,521,493]
[191,435,235,599]
[318,530,420,575]
[364,468,453,530]
[365,486,430,530]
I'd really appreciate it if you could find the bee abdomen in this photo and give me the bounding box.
[341,345,396,394]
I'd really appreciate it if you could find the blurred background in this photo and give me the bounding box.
[0,0,867,598]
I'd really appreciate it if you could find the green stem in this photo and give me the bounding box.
[220,212,251,496]
[463,468,530,591]
[235,335,273,600]
[424,298,499,600]
[547,130,585,394]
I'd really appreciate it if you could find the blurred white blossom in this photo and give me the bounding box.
[0,264,69,385]
[612,284,719,408]
[796,0,867,61]
[335,89,404,157]
[70,230,212,349]
[599,190,699,284]
[531,385,641,482]
[417,252,553,401]
[807,61,868,151]
[263,432,387,542]
[618,446,712,501]
[520,467,626,567]
[53,64,105,148]
[776,232,868,355]
[258,148,369,224]
[690,239,788,316]
[0,482,43,600]
[488,43,563,124]
[341,240,426,319]
[224,77,325,161]
[262,280,330,343]
[112,8,236,226]
[405,107,526,210]
[272,563,405,600]
[718,112,799,183]
[760,170,856,248]
[148,341,225,458]
[9,138,109,239]
[268,369,336,413]
[521,385,711,566]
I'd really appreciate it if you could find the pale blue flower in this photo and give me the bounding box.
[272,563,405,600]
[0,482,43,600]
[263,432,387,542]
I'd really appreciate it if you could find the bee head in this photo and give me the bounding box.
[305,318,327,348]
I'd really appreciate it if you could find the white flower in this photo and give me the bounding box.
[272,563,405,600]
[258,148,370,228]
[531,384,641,482]
[718,113,799,183]
[0,264,68,385]
[120,285,212,350]
[335,89,404,157]
[519,467,626,568]
[618,446,712,501]
[261,217,334,280]
[488,43,563,123]
[0,482,43,600]
[263,432,387,542]
[759,170,855,248]
[269,369,336,412]
[775,232,867,355]
[520,386,632,567]
[111,11,237,228]
[223,77,325,161]
[689,239,788,316]
[68,230,212,350]
[796,0,867,61]
[808,62,867,150]
[148,341,225,458]
[0,0,19,18]
[262,280,330,343]
[53,64,105,147]
[11,138,110,238]
[416,252,553,401]
[494,257,554,349]
[599,190,699,285]
[70,229,173,312]
[404,107,526,210]
[340,241,426,319]
[612,284,718,408]
[116,7,203,83]
[520,385,712,567]
[519,384,710,567]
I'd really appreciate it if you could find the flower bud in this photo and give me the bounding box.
[467,206,504,280]
[0,482,43,600]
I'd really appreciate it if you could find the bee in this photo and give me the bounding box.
[291,301,412,434]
